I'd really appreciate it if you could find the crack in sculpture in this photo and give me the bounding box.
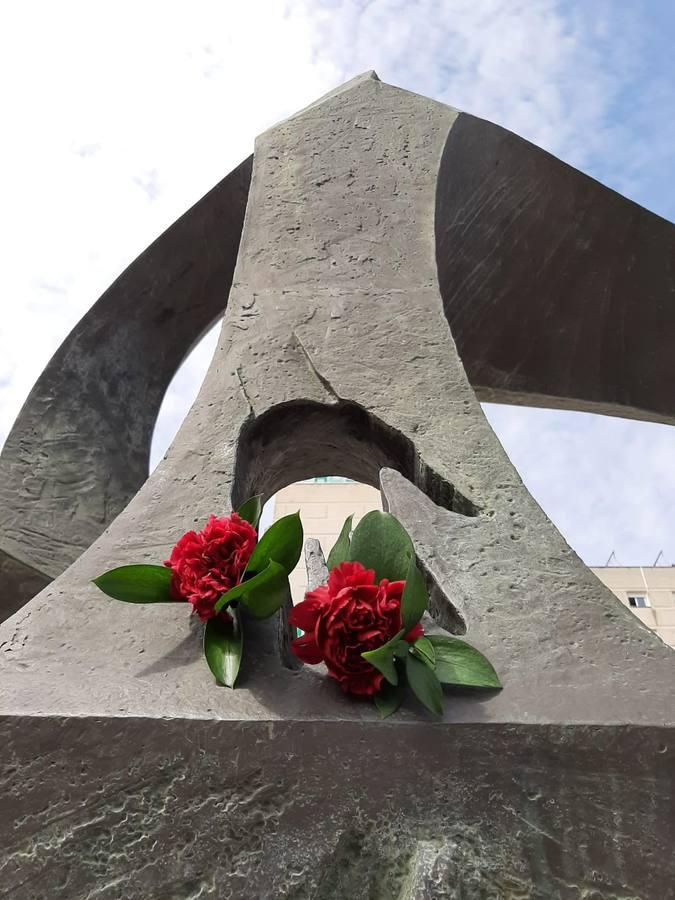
[291,330,343,403]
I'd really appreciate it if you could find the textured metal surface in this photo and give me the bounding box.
[1,72,674,897]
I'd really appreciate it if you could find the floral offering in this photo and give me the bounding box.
[93,500,500,718]
[93,495,303,687]
[290,511,501,718]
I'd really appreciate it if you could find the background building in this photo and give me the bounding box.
[272,479,675,649]
[591,565,675,648]
[272,478,381,601]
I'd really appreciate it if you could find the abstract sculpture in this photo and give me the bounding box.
[1,73,673,898]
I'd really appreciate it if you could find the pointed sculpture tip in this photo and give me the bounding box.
[258,69,383,138]
[344,69,380,87]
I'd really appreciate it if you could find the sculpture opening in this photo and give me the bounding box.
[233,403,476,637]
[263,475,380,597]
[232,399,480,518]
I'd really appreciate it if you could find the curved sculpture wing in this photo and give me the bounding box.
[0,156,251,619]
[436,113,675,424]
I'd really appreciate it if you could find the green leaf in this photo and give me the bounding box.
[362,629,405,686]
[411,636,435,670]
[238,561,290,619]
[214,560,289,619]
[401,556,427,632]
[428,635,502,689]
[393,642,410,660]
[326,514,353,571]
[92,565,174,603]
[374,677,405,719]
[204,609,243,687]
[406,653,443,718]
[237,495,263,529]
[349,510,414,582]
[246,512,303,576]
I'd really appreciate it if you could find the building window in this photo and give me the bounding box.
[628,595,650,608]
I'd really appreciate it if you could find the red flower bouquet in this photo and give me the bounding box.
[93,497,500,716]
[291,511,501,718]
[291,561,423,696]
[93,495,304,688]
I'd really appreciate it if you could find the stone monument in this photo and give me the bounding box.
[1,73,673,898]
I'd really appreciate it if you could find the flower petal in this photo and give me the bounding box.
[328,560,374,595]
[288,588,328,632]
[291,634,324,665]
[383,579,405,600]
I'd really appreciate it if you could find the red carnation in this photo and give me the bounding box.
[165,513,257,621]
[290,560,424,696]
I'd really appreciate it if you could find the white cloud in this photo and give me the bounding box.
[290,0,664,194]
[1,0,674,566]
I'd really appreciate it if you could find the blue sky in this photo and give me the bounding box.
[1,0,674,566]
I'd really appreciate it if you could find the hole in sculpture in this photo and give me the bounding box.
[264,475,382,602]
[233,400,471,636]
[232,400,479,516]
[260,475,466,637]
[483,403,675,568]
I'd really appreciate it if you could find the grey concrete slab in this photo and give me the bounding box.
[1,717,671,899]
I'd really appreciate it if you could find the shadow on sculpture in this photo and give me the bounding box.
[436,113,675,425]
[134,616,204,679]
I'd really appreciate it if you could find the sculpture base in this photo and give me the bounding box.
[2,716,671,899]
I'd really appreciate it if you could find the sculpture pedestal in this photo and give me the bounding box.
[2,715,671,898]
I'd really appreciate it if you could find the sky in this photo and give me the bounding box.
[1,0,674,567]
